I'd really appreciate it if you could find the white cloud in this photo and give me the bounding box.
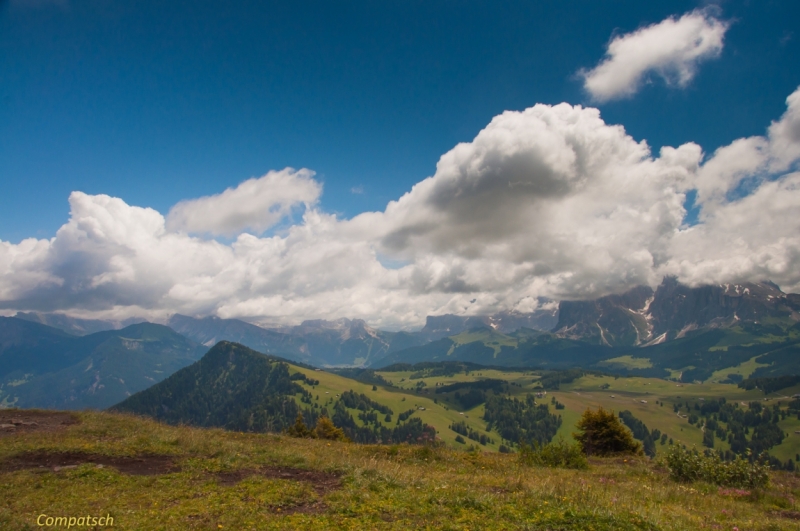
[581,9,728,102]
[369,103,701,301]
[2,87,800,328]
[664,86,800,292]
[768,88,800,172]
[664,172,800,290]
[694,85,800,204]
[166,168,321,236]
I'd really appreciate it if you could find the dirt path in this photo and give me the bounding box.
[0,410,79,437]
[0,450,179,475]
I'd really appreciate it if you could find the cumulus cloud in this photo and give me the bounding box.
[768,88,800,171]
[2,87,800,328]
[663,87,800,290]
[664,172,800,290]
[581,9,728,102]
[166,168,321,236]
[369,103,701,299]
[694,87,800,204]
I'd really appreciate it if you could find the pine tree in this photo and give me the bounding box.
[313,416,350,442]
[285,413,314,438]
[573,407,642,456]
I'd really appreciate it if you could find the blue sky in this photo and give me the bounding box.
[2,0,798,241]
[1,1,799,328]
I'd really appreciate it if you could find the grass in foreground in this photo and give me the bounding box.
[2,410,800,530]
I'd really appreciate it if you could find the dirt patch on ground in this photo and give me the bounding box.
[217,465,342,493]
[0,450,179,476]
[0,410,79,437]
[216,465,342,515]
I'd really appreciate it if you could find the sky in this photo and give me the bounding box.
[1,0,799,329]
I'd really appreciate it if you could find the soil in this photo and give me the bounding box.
[216,465,343,515]
[0,410,79,437]
[0,450,179,476]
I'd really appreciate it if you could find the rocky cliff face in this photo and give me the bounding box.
[648,279,797,339]
[552,278,800,347]
[553,286,654,346]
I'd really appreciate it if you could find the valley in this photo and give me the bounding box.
[2,277,800,466]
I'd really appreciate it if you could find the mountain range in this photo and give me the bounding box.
[552,278,800,347]
[0,318,205,410]
[2,277,800,410]
[14,311,141,336]
[167,314,426,368]
[374,279,800,383]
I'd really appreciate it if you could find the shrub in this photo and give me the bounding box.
[519,438,588,469]
[286,413,350,442]
[662,446,770,489]
[313,416,350,442]
[285,413,314,438]
[573,407,642,456]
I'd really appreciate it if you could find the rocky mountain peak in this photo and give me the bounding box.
[552,277,799,347]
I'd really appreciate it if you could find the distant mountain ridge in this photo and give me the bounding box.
[13,311,142,336]
[168,308,560,367]
[419,308,558,341]
[553,278,800,347]
[167,314,423,368]
[373,279,800,382]
[0,318,205,410]
[167,314,310,359]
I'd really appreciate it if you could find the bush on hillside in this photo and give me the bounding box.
[286,413,349,442]
[313,416,350,442]
[663,445,770,489]
[573,407,642,457]
[519,438,588,469]
[286,413,315,438]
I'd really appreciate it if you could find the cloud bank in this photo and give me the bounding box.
[2,87,799,329]
[581,9,728,102]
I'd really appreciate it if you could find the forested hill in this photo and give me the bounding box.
[112,341,308,433]
[111,341,439,444]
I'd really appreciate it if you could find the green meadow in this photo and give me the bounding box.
[3,410,800,530]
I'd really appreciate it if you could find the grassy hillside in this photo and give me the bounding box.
[289,364,511,451]
[373,322,800,383]
[2,409,800,530]
[113,342,506,451]
[107,342,800,466]
[370,364,800,465]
